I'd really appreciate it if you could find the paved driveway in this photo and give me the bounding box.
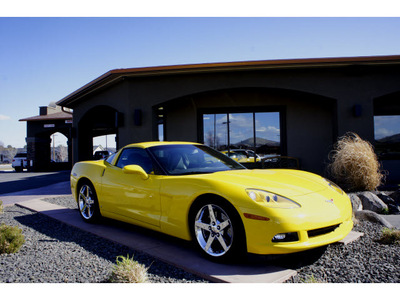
[0,170,70,194]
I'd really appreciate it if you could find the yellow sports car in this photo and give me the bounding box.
[221,149,262,163]
[71,141,353,262]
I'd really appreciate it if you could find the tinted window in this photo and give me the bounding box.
[105,152,116,164]
[203,111,281,158]
[374,115,400,159]
[116,148,153,174]
[148,144,244,175]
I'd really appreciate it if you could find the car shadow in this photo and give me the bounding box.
[14,207,327,276]
[13,210,206,281]
[247,246,328,269]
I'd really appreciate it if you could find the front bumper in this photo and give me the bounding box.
[244,213,353,255]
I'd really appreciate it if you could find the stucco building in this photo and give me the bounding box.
[39,55,400,183]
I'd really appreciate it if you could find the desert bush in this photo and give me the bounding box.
[380,228,400,245]
[328,132,384,192]
[109,254,149,283]
[0,223,25,254]
[0,200,3,214]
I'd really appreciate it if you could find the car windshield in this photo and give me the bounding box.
[148,144,245,175]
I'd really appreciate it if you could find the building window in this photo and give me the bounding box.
[374,115,400,159]
[157,107,164,141]
[203,111,281,158]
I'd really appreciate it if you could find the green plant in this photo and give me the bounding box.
[380,228,400,245]
[0,223,25,254]
[109,254,149,283]
[300,274,326,283]
[329,132,384,191]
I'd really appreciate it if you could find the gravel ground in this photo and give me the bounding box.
[283,221,400,283]
[1,195,399,283]
[0,200,209,283]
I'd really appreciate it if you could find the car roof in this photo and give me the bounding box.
[123,141,201,149]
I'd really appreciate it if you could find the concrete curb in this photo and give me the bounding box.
[16,198,298,283]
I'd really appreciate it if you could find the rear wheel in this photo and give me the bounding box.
[190,198,245,262]
[78,182,100,223]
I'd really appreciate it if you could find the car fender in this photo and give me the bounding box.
[70,161,106,203]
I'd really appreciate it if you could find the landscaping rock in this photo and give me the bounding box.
[348,193,363,211]
[388,190,400,206]
[375,192,400,214]
[354,210,393,228]
[357,191,388,213]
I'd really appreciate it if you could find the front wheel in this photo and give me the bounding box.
[78,182,101,223]
[190,199,245,262]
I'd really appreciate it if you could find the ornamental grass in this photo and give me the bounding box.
[109,254,149,283]
[329,132,384,192]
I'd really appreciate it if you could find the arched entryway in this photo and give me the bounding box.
[21,105,73,171]
[158,87,337,174]
[77,105,121,161]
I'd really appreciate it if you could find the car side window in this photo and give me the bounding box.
[115,148,154,174]
[105,153,116,164]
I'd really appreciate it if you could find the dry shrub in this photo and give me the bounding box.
[109,255,149,283]
[329,132,384,192]
[0,200,3,214]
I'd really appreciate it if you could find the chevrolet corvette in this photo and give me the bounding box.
[70,141,353,261]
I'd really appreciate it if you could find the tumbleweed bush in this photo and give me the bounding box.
[109,254,149,283]
[0,223,25,254]
[329,132,384,191]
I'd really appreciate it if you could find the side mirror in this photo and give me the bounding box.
[123,165,149,180]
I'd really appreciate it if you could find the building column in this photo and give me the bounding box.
[26,136,51,171]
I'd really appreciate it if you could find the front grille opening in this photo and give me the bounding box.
[308,224,341,238]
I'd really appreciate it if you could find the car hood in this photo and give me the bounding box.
[207,169,329,197]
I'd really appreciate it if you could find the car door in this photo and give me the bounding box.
[100,147,162,227]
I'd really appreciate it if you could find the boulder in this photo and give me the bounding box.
[357,191,388,213]
[354,210,393,228]
[388,190,400,206]
[375,192,400,214]
[348,193,363,211]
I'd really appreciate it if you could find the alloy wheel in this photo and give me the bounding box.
[194,204,233,257]
[78,184,95,220]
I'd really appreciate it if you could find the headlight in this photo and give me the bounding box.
[246,189,301,209]
[323,178,344,195]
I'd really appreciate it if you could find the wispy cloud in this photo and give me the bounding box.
[0,114,11,121]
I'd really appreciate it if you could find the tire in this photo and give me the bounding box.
[14,167,21,172]
[77,181,101,223]
[190,198,246,262]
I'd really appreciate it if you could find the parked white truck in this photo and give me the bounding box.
[12,152,28,172]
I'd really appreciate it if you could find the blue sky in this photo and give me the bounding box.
[2,16,400,148]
